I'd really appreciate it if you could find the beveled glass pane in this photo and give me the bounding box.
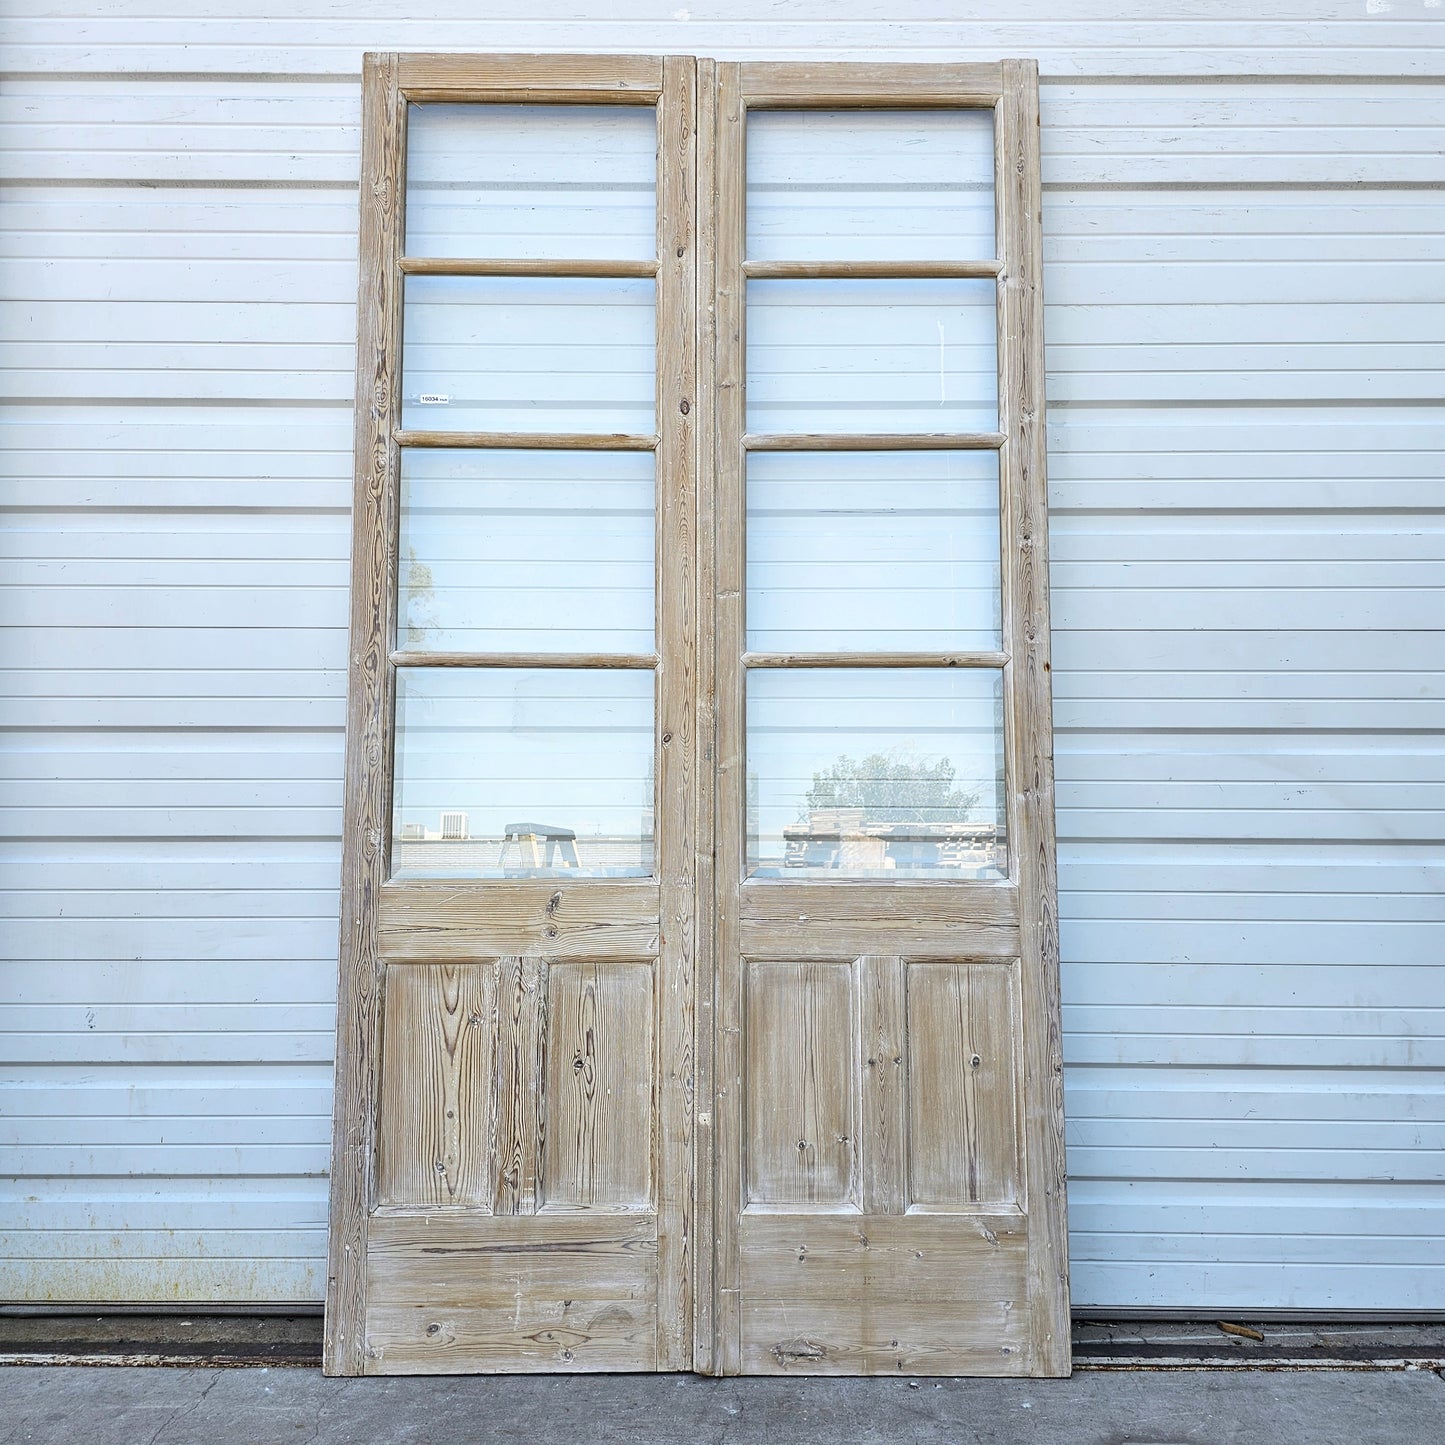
[392,669,654,880]
[746,279,996,435]
[401,275,656,434]
[747,109,995,263]
[747,451,1000,652]
[747,669,1006,880]
[405,103,656,260]
[400,450,654,653]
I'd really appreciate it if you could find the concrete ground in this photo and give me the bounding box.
[3,1365,1445,1445]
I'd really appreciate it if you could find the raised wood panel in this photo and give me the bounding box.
[364,1213,658,1373]
[745,961,857,1208]
[376,962,496,1209]
[543,961,654,1209]
[736,1214,1027,1375]
[493,955,544,1216]
[906,960,1021,1208]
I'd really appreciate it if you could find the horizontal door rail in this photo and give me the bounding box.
[390,650,659,669]
[396,430,660,450]
[401,256,660,279]
[742,649,1008,670]
[742,259,1001,280]
[743,431,1004,452]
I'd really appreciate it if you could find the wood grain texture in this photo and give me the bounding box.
[654,52,700,1372]
[741,882,1019,930]
[365,1213,658,1373]
[389,650,657,670]
[998,58,1071,1377]
[397,52,664,99]
[743,431,1004,452]
[736,1215,1027,1376]
[492,956,545,1217]
[691,51,720,1379]
[745,961,856,1208]
[543,961,654,1208]
[709,58,747,1376]
[377,880,661,963]
[325,50,404,1378]
[740,919,1019,962]
[742,260,1001,280]
[859,955,906,1218]
[907,961,1021,1207]
[400,257,659,278]
[396,429,658,451]
[377,963,496,1209]
[736,62,1004,108]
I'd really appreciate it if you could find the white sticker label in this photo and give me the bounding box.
[417,393,450,405]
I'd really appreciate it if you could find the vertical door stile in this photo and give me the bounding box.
[998,59,1071,1376]
[692,52,720,1378]
[656,53,700,1371]
[709,60,747,1378]
[326,50,405,1379]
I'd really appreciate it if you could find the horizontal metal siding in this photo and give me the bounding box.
[1,2,1442,1310]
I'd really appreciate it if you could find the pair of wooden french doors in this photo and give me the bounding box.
[326,52,1067,1378]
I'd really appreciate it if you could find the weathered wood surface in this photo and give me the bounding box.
[400,257,659,278]
[324,50,404,1378]
[745,961,857,1208]
[377,962,496,1209]
[377,881,661,963]
[743,431,1004,452]
[365,1213,659,1373]
[999,58,1071,1377]
[397,51,665,99]
[906,961,1021,1207]
[736,1214,1027,1376]
[395,429,659,451]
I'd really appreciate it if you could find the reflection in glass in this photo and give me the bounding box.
[747,109,995,263]
[747,451,1000,652]
[401,276,656,434]
[400,450,654,654]
[392,669,654,879]
[405,103,656,261]
[746,279,997,435]
[747,669,1006,879]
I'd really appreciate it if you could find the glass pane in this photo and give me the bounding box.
[747,669,1006,880]
[400,450,654,653]
[746,279,996,435]
[401,275,655,434]
[747,109,995,262]
[392,669,654,880]
[405,103,656,260]
[747,451,1000,652]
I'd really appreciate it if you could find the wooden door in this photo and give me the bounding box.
[325,53,699,1375]
[329,53,1066,1379]
[703,61,1070,1376]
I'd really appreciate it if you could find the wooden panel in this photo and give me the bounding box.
[737,1215,1027,1375]
[745,961,856,1208]
[543,962,654,1209]
[906,961,1021,1208]
[493,955,545,1216]
[377,963,496,1209]
[377,881,660,962]
[365,1214,658,1373]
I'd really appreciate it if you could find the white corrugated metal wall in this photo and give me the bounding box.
[2,2,1442,1312]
